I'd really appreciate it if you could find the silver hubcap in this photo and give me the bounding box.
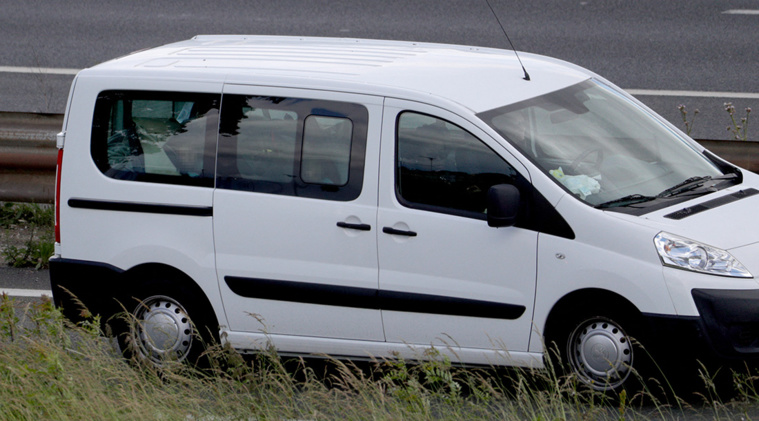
[131,295,193,364]
[567,317,633,390]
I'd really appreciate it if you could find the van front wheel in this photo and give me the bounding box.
[565,316,634,391]
[547,309,652,393]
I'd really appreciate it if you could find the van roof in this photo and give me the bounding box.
[84,35,592,113]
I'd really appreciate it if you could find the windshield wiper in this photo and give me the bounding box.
[656,176,712,198]
[598,173,742,209]
[596,194,657,209]
[656,173,740,198]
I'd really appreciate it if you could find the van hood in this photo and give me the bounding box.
[617,187,759,250]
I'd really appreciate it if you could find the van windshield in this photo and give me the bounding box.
[478,80,736,209]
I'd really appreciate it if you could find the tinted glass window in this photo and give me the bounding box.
[301,116,353,186]
[396,112,518,218]
[216,95,367,201]
[91,91,219,187]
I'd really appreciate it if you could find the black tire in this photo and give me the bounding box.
[115,277,219,368]
[547,310,652,394]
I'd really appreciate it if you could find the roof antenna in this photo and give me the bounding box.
[484,0,531,81]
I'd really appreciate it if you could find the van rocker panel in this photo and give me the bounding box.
[224,276,526,320]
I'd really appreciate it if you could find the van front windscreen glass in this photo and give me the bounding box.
[478,80,733,209]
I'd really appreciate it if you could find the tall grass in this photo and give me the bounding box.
[0,293,757,420]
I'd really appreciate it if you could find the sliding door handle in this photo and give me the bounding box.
[382,227,417,237]
[337,221,371,231]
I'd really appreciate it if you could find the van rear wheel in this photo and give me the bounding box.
[116,278,218,367]
[129,295,195,363]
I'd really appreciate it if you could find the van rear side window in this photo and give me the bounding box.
[216,95,368,201]
[91,91,220,187]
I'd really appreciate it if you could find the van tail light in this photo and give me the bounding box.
[55,148,63,244]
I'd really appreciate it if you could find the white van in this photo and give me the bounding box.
[50,35,759,391]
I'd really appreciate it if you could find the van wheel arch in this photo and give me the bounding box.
[543,288,642,341]
[543,288,652,392]
[112,263,220,367]
[123,264,215,309]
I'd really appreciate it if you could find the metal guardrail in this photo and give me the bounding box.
[0,112,758,203]
[0,112,61,203]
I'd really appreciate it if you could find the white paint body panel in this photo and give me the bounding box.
[213,86,385,340]
[57,76,228,328]
[377,99,538,352]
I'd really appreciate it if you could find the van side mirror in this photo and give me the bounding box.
[487,184,520,227]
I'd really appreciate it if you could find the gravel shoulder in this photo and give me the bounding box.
[0,222,53,291]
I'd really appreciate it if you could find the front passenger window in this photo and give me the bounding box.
[396,112,518,217]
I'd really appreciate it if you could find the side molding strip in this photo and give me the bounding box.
[225,276,526,320]
[69,198,213,217]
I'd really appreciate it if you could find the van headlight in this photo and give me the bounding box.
[654,232,752,278]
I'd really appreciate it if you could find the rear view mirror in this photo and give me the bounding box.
[487,184,520,227]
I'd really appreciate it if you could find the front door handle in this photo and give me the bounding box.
[382,227,417,237]
[337,221,371,231]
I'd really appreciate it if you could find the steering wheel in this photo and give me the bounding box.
[569,148,604,175]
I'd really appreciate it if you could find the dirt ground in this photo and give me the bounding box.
[0,224,47,249]
[0,210,54,272]
[0,222,52,289]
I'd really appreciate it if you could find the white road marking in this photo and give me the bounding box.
[1,289,53,298]
[722,9,759,15]
[0,66,79,75]
[626,89,759,99]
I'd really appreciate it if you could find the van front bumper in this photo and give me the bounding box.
[690,288,759,358]
[644,288,759,364]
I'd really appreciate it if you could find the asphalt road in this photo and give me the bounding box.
[1,0,757,140]
[0,266,51,298]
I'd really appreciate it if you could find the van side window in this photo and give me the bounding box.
[91,91,219,187]
[301,116,353,186]
[216,95,367,201]
[396,112,518,218]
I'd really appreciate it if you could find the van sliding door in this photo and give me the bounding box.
[213,86,384,344]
